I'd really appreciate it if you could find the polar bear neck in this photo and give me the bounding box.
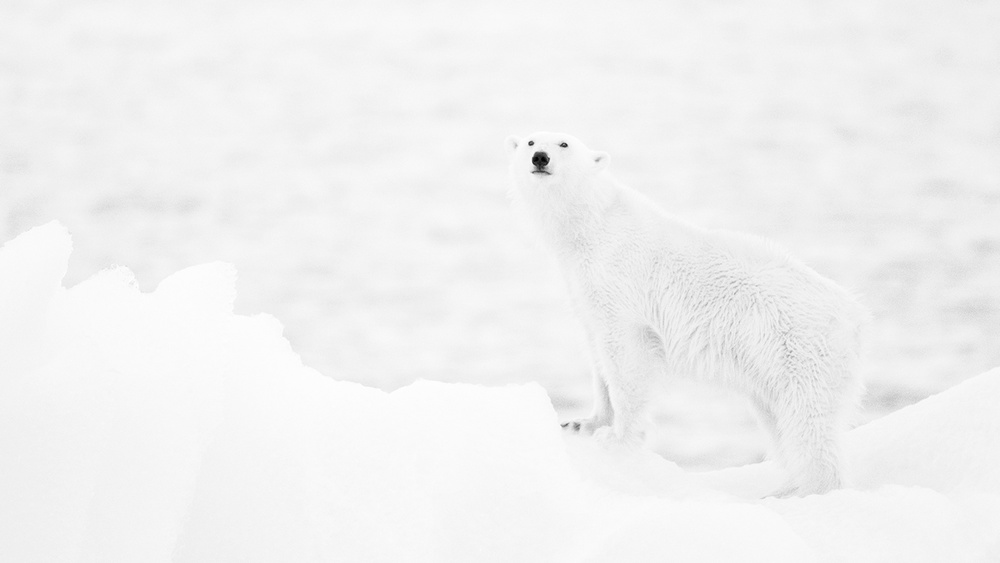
[514,171,621,259]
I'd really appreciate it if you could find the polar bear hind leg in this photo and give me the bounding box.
[760,373,851,497]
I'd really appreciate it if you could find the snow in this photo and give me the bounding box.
[2,222,998,562]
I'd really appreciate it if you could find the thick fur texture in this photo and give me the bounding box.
[506,132,868,497]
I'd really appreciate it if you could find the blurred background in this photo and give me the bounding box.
[2,0,998,468]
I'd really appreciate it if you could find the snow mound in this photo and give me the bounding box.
[848,369,1000,495]
[0,222,997,563]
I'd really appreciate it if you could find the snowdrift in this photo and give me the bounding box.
[1,222,997,563]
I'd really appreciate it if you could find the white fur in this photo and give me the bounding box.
[506,132,869,497]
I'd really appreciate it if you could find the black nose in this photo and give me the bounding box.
[532,151,549,168]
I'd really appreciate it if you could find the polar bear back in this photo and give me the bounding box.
[582,183,866,388]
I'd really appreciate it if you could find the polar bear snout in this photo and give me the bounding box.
[531,151,550,174]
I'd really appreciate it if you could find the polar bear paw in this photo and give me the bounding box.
[765,484,802,499]
[560,417,604,435]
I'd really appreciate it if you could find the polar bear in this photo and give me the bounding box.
[505,131,869,497]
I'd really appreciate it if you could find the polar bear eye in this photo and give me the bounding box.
[527,141,534,146]
[560,142,568,148]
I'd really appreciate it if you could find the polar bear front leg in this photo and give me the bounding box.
[589,324,661,448]
[562,373,613,435]
[562,325,614,435]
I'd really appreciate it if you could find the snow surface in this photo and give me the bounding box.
[2,222,998,562]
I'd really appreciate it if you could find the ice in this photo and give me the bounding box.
[848,367,1000,494]
[0,220,71,375]
[769,487,992,563]
[1,222,998,562]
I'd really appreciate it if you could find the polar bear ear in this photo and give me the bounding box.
[505,135,520,154]
[593,151,610,171]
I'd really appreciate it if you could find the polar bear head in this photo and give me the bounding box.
[504,132,610,186]
[505,132,615,239]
